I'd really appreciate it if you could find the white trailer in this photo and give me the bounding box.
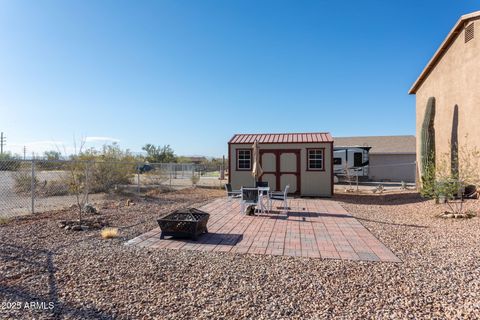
[333,146,370,178]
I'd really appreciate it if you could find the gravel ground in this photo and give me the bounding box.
[1,189,479,319]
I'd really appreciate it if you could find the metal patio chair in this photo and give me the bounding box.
[269,185,290,211]
[240,187,260,215]
[255,181,269,195]
[225,183,241,200]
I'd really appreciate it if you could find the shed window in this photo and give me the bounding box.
[465,22,474,43]
[334,157,342,165]
[237,150,251,170]
[308,149,324,170]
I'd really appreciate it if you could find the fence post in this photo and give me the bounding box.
[31,159,35,214]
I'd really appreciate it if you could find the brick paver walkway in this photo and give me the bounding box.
[126,198,400,262]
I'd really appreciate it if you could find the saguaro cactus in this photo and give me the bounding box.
[451,105,459,177]
[420,97,436,190]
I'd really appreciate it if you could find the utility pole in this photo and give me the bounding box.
[23,146,27,160]
[0,132,5,154]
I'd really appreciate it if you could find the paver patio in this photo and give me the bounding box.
[126,197,400,262]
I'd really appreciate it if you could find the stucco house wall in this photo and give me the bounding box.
[411,13,480,179]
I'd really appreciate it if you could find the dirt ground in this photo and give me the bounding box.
[0,189,479,319]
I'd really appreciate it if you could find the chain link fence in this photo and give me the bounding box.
[0,160,227,218]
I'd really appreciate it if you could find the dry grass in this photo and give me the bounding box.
[100,227,119,239]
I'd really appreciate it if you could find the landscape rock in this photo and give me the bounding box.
[1,189,479,319]
[82,203,98,214]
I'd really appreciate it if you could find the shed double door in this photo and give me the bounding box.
[259,149,300,194]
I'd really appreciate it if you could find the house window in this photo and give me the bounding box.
[334,157,342,165]
[237,149,251,170]
[307,149,324,170]
[465,22,474,43]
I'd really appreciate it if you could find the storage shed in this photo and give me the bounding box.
[228,132,334,197]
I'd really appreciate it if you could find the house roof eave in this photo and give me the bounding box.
[409,11,480,95]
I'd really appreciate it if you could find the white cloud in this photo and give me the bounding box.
[85,136,120,143]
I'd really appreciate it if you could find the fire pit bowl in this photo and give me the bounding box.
[157,208,210,240]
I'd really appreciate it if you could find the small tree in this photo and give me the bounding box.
[423,143,479,218]
[78,143,136,193]
[38,150,64,170]
[66,140,89,223]
[142,144,176,163]
[44,150,62,160]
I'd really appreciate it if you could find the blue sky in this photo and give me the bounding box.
[0,1,478,157]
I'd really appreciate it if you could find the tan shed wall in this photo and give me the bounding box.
[229,143,332,197]
[369,154,416,182]
[415,19,480,179]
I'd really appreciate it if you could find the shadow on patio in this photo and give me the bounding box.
[168,233,243,245]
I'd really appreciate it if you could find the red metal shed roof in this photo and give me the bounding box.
[229,132,333,144]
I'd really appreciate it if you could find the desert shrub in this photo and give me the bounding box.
[101,227,119,239]
[42,180,70,197]
[69,143,138,193]
[420,159,436,198]
[420,144,480,218]
[0,153,21,171]
[13,171,37,194]
[191,173,200,186]
[89,161,135,193]
[142,170,168,185]
[13,171,69,196]
[434,178,462,200]
[0,161,21,171]
[145,187,174,197]
[63,160,135,194]
[422,144,480,199]
[36,160,67,171]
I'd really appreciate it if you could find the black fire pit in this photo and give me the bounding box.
[157,208,210,240]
